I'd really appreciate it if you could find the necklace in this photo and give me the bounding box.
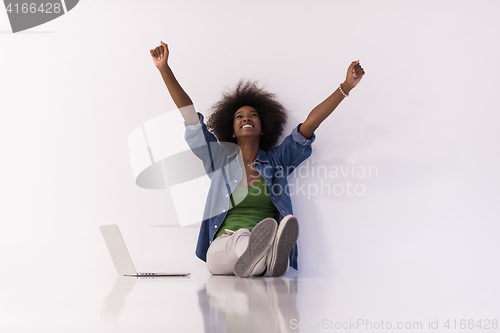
[242,154,256,167]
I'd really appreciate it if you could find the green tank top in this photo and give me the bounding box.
[215,177,275,238]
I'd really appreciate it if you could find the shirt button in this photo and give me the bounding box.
[214,225,217,228]
[234,180,237,183]
[222,210,225,212]
[226,194,228,197]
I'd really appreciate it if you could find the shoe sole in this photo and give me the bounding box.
[269,216,299,277]
[233,218,277,278]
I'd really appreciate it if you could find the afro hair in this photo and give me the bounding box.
[206,79,288,151]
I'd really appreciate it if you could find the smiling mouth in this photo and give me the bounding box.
[241,124,254,129]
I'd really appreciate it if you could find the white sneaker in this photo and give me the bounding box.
[266,215,299,277]
[233,218,277,278]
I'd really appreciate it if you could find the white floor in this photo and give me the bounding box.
[2,245,498,333]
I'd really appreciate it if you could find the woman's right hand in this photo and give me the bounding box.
[150,41,169,69]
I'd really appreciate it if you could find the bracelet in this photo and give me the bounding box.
[339,84,348,97]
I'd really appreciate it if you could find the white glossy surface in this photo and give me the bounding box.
[2,262,498,332]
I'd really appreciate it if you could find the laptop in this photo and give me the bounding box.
[99,224,190,277]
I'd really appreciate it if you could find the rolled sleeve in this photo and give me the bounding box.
[184,112,210,150]
[292,123,316,145]
[179,104,201,127]
[267,123,316,177]
[184,112,203,131]
[185,120,202,131]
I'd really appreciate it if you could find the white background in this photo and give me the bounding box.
[1,0,499,331]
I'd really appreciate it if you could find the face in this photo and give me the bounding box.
[232,106,262,142]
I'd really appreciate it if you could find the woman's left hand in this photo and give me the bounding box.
[344,60,365,92]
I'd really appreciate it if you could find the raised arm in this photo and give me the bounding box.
[299,60,365,139]
[150,41,199,125]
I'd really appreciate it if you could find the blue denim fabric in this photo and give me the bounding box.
[184,112,315,270]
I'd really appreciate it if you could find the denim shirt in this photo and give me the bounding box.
[184,112,315,270]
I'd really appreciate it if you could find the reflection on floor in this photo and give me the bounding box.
[201,276,298,333]
[101,274,299,333]
[3,263,494,332]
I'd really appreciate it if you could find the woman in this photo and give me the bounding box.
[150,41,365,278]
